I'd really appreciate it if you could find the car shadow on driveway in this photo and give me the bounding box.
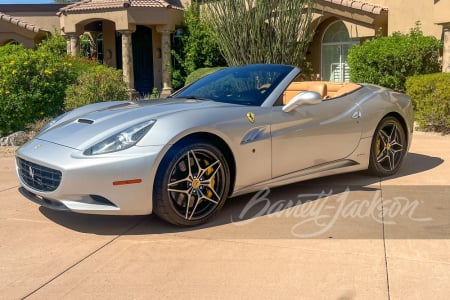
[38,152,444,237]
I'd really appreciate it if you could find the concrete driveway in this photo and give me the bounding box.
[1,133,449,299]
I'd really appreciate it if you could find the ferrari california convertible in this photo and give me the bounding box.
[15,64,413,226]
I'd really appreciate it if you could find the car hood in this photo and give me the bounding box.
[36,98,238,150]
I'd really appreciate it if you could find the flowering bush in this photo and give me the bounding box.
[0,34,128,137]
[0,44,76,136]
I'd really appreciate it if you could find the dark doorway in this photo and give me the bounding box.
[132,26,154,95]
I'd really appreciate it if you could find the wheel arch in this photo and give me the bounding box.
[155,132,237,197]
[378,112,410,147]
[367,112,409,176]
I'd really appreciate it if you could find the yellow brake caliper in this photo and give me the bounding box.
[204,160,215,198]
[376,137,381,155]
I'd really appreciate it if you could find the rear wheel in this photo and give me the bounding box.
[368,116,407,177]
[153,142,230,226]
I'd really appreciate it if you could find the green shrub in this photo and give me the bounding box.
[64,65,128,110]
[406,73,450,133]
[171,3,226,89]
[0,34,129,136]
[0,44,76,136]
[184,67,225,86]
[37,32,67,57]
[348,24,442,91]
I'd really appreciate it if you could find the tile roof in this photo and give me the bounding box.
[59,0,184,14]
[0,11,44,33]
[322,0,388,14]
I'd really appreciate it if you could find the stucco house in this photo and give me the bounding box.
[308,0,449,81]
[0,0,449,96]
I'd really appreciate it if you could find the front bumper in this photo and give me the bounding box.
[16,139,164,215]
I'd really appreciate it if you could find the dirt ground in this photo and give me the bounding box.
[0,147,17,158]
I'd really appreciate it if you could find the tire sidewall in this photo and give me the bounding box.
[368,116,407,177]
[153,142,230,226]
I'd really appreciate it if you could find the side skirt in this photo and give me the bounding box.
[230,136,372,197]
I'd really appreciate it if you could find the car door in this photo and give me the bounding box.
[271,94,363,178]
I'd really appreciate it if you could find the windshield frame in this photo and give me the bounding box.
[170,64,300,107]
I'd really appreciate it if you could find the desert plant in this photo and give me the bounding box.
[348,23,442,91]
[406,73,450,133]
[204,0,314,67]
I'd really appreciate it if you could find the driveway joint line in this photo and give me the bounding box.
[21,216,147,299]
[379,177,391,300]
[0,185,19,193]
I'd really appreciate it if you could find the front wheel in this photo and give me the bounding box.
[153,142,230,226]
[368,116,407,177]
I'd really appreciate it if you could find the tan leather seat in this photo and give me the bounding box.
[283,81,362,104]
[283,82,328,105]
[333,83,361,97]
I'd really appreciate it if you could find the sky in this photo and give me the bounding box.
[0,0,55,3]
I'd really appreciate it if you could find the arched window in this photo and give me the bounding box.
[321,21,359,82]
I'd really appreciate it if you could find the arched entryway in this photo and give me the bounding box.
[321,21,359,82]
[58,0,184,98]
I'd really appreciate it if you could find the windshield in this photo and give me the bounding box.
[172,64,294,106]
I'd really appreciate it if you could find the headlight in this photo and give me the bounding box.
[84,120,156,155]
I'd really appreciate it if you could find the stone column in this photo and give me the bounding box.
[158,28,173,98]
[68,34,80,56]
[119,30,137,99]
[65,35,71,55]
[443,25,450,73]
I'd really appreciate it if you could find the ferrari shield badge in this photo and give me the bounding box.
[246,112,255,123]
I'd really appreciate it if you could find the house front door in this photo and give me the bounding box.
[132,25,154,95]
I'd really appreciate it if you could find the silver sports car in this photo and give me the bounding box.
[16,64,413,226]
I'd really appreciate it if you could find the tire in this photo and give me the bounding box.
[153,142,230,226]
[368,116,407,177]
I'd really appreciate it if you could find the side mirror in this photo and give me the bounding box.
[282,91,323,113]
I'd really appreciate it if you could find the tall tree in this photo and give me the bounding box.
[204,0,314,67]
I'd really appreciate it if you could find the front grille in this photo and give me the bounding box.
[17,158,62,192]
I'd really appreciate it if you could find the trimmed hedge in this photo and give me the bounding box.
[185,67,225,86]
[348,26,442,92]
[406,73,450,133]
